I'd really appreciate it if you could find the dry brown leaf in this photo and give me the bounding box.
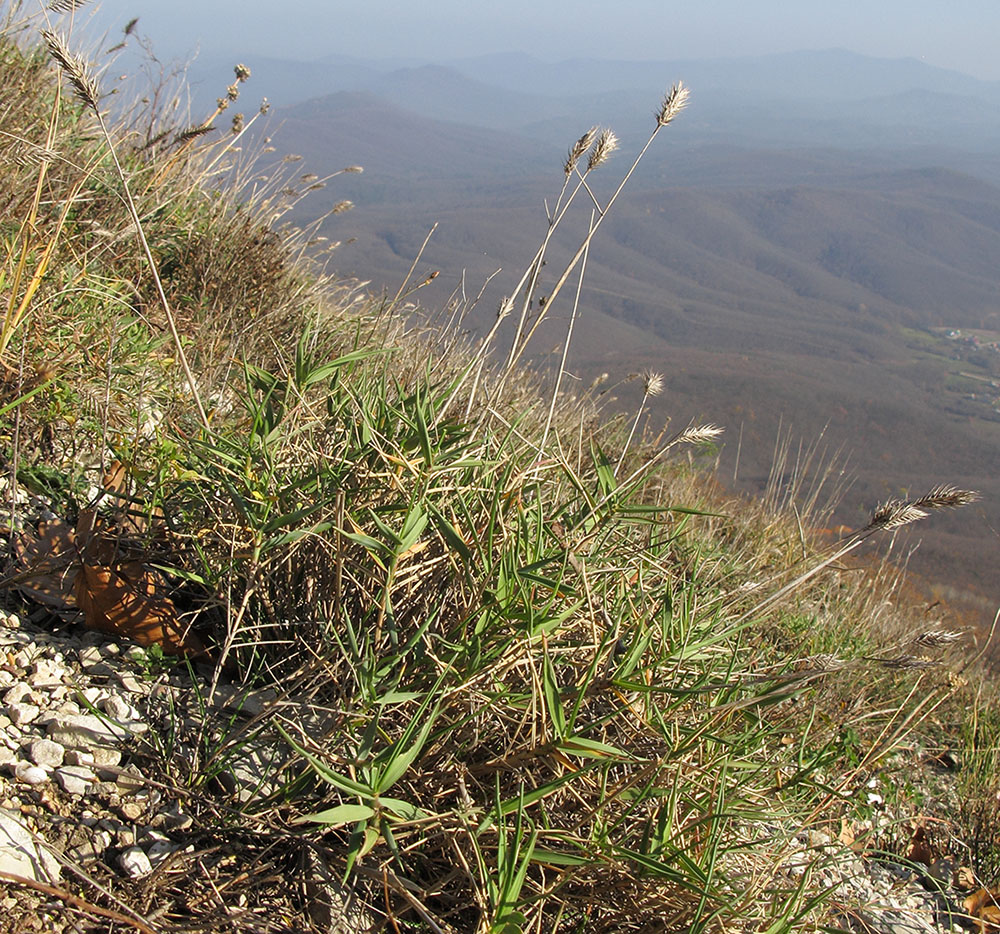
[959,866,978,890]
[965,889,1000,933]
[904,821,935,866]
[12,518,78,609]
[11,505,209,660]
[74,561,208,658]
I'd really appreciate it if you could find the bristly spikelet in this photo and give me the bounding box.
[911,629,962,648]
[868,485,978,532]
[587,129,619,170]
[42,30,101,111]
[234,63,251,82]
[656,81,690,126]
[6,141,59,167]
[870,501,928,530]
[912,485,980,510]
[172,124,214,146]
[564,126,599,176]
[678,424,723,445]
[873,654,936,670]
[642,370,664,397]
[47,0,95,12]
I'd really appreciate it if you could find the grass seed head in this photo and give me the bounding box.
[874,654,937,670]
[912,629,963,648]
[657,81,690,126]
[6,140,58,167]
[679,424,723,445]
[870,501,928,530]
[643,370,664,397]
[912,485,980,511]
[565,125,599,176]
[42,30,101,111]
[587,128,619,170]
[48,0,95,12]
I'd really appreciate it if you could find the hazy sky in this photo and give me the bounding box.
[62,0,1000,80]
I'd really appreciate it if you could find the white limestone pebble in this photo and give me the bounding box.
[13,761,47,785]
[116,674,146,695]
[29,658,65,688]
[46,713,130,747]
[3,684,30,706]
[118,845,152,878]
[55,765,96,796]
[28,738,64,769]
[0,807,59,883]
[100,693,138,722]
[7,703,40,727]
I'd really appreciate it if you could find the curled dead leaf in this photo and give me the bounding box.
[74,562,208,659]
[12,518,78,609]
[965,889,1000,934]
[9,506,209,661]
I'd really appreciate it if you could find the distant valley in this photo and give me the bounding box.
[206,48,1000,626]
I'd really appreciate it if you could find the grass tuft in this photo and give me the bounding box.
[0,9,995,931]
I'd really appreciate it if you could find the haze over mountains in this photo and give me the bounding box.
[192,48,1000,620]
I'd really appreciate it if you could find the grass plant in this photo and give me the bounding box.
[0,6,996,932]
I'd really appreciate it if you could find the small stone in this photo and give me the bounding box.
[116,674,146,695]
[115,768,146,793]
[117,845,152,878]
[100,643,121,658]
[146,836,178,867]
[68,828,113,863]
[55,765,96,796]
[0,807,59,882]
[161,803,193,832]
[7,703,40,727]
[2,684,30,706]
[64,749,95,767]
[119,801,144,821]
[1,614,20,630]
[100,694,137,722]
[0,748,14,769]
[92,748,122,780]
[27,739,64,769]
[46,713,130,748]
[116,827,136,847]
[29,658,65,688]
[118,801,146,821]
[78,646,103,669]
[13,761,48,785]
[75,687,103,707]
[51,700,82,719]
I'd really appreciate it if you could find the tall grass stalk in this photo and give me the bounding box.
[42,29,211,431]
